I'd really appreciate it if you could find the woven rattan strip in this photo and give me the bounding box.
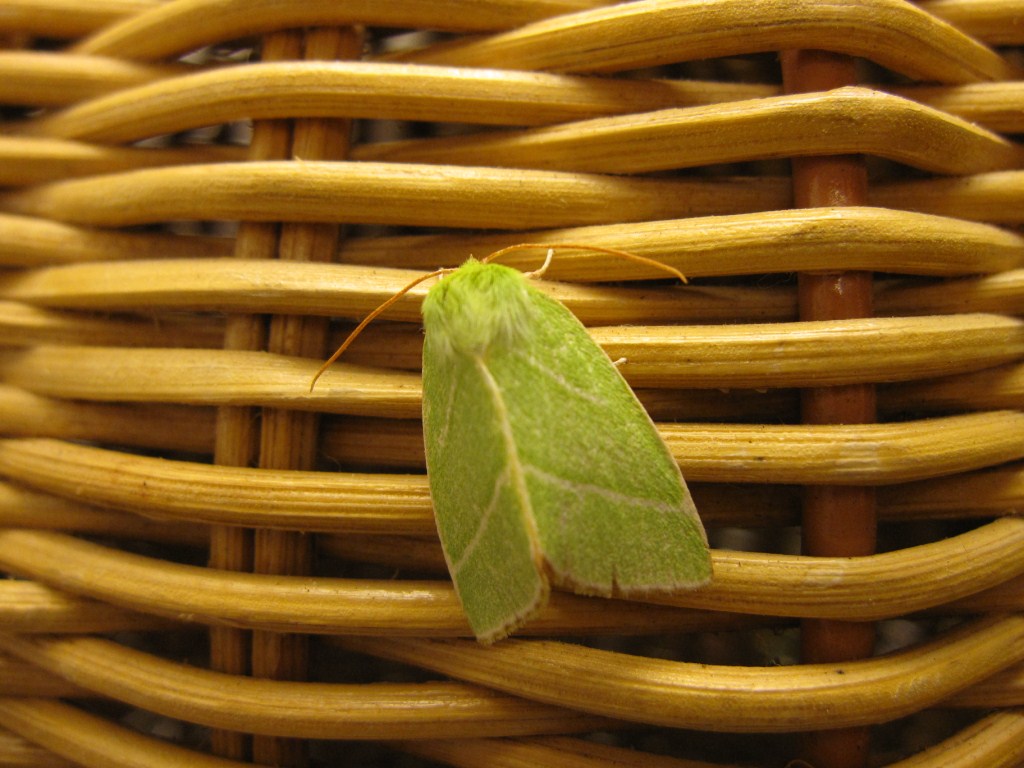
[1,1,1023,767]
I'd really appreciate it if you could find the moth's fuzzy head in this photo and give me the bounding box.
[422,258,537,358]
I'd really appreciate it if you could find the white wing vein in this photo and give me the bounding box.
[511,347,606,406]
[451,355,537,574]
[451,467,510,574]
[523,463,679,515]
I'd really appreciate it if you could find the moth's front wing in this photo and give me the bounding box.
[422,335,549,643]
[488,292,712,595]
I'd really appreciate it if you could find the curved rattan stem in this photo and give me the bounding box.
[0,522,1021,629]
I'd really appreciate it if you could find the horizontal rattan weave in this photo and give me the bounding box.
[1,1,1023,767]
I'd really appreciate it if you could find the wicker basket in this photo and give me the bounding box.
[1,1,1023,766]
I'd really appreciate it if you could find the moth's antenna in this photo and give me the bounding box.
[526,248,555,279]
[482,242,688,283]
[309,267,449,391]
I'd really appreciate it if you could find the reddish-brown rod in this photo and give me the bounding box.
[782,49,878,768]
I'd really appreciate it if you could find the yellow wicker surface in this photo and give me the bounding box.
[1,1,1024,766]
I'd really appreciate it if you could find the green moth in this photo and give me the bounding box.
[419,254,711,643]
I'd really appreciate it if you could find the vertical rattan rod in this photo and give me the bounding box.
[250,26,361,768]
[208,28,300,763]
[781,50,878,768]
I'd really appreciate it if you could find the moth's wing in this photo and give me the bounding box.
[489,289,712,596]
[422,333,548,643]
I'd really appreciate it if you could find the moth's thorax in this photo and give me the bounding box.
[422,259,537,357]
